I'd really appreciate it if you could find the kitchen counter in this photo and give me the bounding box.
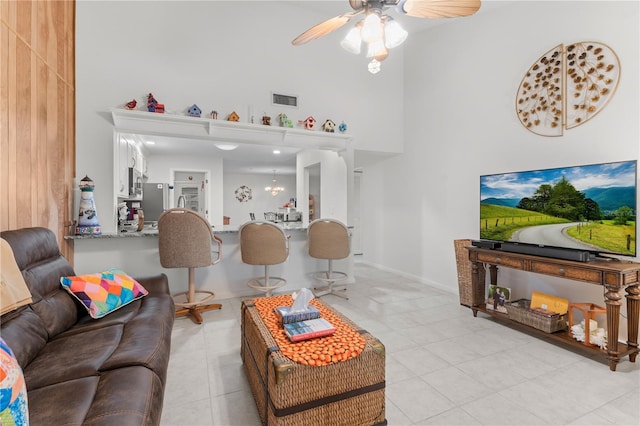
[65,222,307,239]
[68,221,352,300]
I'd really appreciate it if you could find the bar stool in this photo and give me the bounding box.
[158,208,222,324]
[307,218,350,299]
[239,221,290,296]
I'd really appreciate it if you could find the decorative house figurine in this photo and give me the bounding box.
[187,104,202,117]
[124,99,137,110]
[147,93,164,113]
[339,121,347,133]
[321,119,336,133]
[262,114,271,126]
[299,116,316,130]
[75,175,101,235]
[227,111,240,122]
[210,110,218,119]
[278,113,293,128]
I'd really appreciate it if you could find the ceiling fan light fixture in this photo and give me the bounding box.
[292,0,482,75]
[383,17,407,49]
[361,12,383,43]
[368,59,381,74]
[366,40,388,61]
[340,26,362,54]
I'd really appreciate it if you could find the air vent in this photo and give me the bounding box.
[272,93,298,108]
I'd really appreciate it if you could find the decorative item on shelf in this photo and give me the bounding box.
[486,285,511,313]
[262,114,271,126]
[568,303,607,348]
[210,110,218,119]
[531,291,569,315]
[505,299,568,333]
[235,185,252,202]
[118,202,128,231]
[147,93,164,113]
[187,104,202,117]
[75,175,101,236]
[321,119,336,132]
[278,113,293,128]
[299,116,316,130]
[227,111,240,122]
[339,121,347,133]
[124,99,137,110]
[516,41,620,136]
[265,170,284,196]
[291,0,480,74]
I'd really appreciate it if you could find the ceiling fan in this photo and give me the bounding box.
[292,0,481,73]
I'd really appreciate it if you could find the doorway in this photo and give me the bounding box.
[172,170,208,218]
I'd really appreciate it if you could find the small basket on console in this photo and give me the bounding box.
[505,299,568,333]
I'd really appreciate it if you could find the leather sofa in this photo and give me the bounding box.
[0,227,175,425]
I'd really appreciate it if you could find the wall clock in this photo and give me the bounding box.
[235,185,252,202]
[516,41,620,136]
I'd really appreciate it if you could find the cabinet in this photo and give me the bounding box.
[115,134,146,199]
[116,135,129,198]
[466,247,640,371]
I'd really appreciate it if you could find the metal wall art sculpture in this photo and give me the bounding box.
[516,41,620,137]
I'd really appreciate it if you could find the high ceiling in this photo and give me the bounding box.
[137,1,509,175]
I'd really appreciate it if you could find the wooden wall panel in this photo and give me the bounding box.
[1,1,75,262]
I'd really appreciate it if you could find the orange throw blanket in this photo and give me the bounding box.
[254,295,366,366]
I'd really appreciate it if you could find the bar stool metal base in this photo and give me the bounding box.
[173,288,222,325]
[248,265,286,297]
[313,269,348,299]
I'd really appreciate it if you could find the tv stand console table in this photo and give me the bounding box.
[466,247,640,371]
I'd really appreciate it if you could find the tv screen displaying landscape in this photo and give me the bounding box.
[480,160,637,257]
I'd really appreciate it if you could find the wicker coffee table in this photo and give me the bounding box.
[241,296,387,426]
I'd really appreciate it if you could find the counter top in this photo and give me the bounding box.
[65,222,308,240]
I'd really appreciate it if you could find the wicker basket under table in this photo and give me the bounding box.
[505,299,568,333]
[454,239,486,307]
[241,299,387,426]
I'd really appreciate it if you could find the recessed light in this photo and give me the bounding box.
[215,143,239,151]
[273,150,281,154]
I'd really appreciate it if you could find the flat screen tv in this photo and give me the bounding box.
[480,160,637,259]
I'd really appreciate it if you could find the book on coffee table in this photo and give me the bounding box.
[283,318,336,342]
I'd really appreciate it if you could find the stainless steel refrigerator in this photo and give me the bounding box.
[141,182,171,223]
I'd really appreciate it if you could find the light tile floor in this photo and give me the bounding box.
[160,263,640,426]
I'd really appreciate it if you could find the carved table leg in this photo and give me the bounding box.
[625,283,640,362]
[604,284,622,371]
[470,261,486,318]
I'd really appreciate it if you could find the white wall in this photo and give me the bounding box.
[223,173,296,225]
[360,1,639,338]
[75,1,404,234]
[75,1,639,337]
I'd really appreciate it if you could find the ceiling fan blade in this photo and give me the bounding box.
[292,11,361,46]
[401,0,481,18]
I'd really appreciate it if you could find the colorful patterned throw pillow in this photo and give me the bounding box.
[60,269,148,319]
[0,337,29,425]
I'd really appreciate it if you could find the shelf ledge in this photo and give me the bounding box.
[111,108,351,151]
